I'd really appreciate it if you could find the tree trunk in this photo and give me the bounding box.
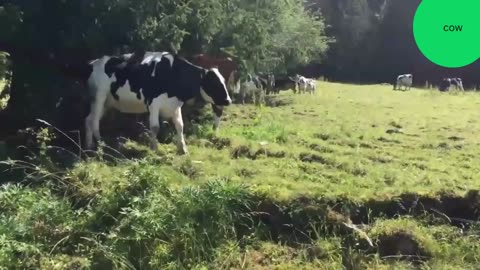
[0,55,67,137]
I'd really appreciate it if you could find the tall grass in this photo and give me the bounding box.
[2,82,480,269]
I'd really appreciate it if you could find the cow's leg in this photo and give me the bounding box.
[240,87,246,105]
[85,94,107,149]
[148,105,161,150]
[172,107,188,155]
[212,104,223,133]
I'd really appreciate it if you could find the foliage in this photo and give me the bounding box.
[0,0,329,127]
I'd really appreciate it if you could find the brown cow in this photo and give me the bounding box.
[186,54,240,132]
[189,54,240,95]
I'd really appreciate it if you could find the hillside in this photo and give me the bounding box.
[2,82,480,269]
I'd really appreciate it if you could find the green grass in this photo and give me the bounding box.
[180,82,480,202]
[2,82,480,269]
[0,79,8,109]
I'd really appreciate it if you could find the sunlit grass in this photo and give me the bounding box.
[3,82,480,268]
[0,79,8,110]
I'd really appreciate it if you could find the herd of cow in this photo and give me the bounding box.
[394,73,465,92]
[234,73,316,104]
[52,50,474,156]
[76,51,315,155]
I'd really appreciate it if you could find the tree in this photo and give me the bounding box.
[0,0,329,135]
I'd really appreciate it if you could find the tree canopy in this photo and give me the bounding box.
[2,0,480,134]
[0,0,330,131]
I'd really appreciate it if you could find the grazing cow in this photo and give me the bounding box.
[292,74,315,94]
[257,73,276,95]
[439,77,464,92]
[85,51,231,154]
[305,79,316,95]
[273,77,297,93]
[394,74,413,91]
[239,74,265,104]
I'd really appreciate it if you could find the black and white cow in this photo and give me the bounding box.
[394,74,413,91]
[85,51,231,154]
[292,74,316,94]
[439,77,464,92]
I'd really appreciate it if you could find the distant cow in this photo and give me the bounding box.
[239,74,265,104]
[439,78,464,92]
[85,51,231,154]
[305,79,316,95]
[293,74,316,94]
[273,77,297,93]
[394,74,413,91]
[257,73,276,95]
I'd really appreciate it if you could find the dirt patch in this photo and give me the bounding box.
[236,168,257,178]
[209,137,232,150]
[359,142,376,149]
[231,145,286,160]
[438,142,450,149]
[190,138,215,148]
[426,142,463,150]
[408,162,428,170]
[231,145,252,159]
[386,128,403,134]
[377,232,430,261]
[389,121,403,129]
[309,143,334,153]
[448,136,464,141]
[313,133,331,141]
[253,148,287,159]
[241,190,480,259]
[264,96,293,107]
[377,137,401,144]
[299,153,330,165]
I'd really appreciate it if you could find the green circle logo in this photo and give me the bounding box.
[413,0,480,68]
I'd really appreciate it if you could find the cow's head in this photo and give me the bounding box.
[201,67,232,106]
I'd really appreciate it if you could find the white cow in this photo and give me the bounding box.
[238,74,264,104]
[305,79,316,95]
[293,74,316,94]
[394,74,413,91]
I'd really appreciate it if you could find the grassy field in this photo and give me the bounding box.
[2,82,480,269]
